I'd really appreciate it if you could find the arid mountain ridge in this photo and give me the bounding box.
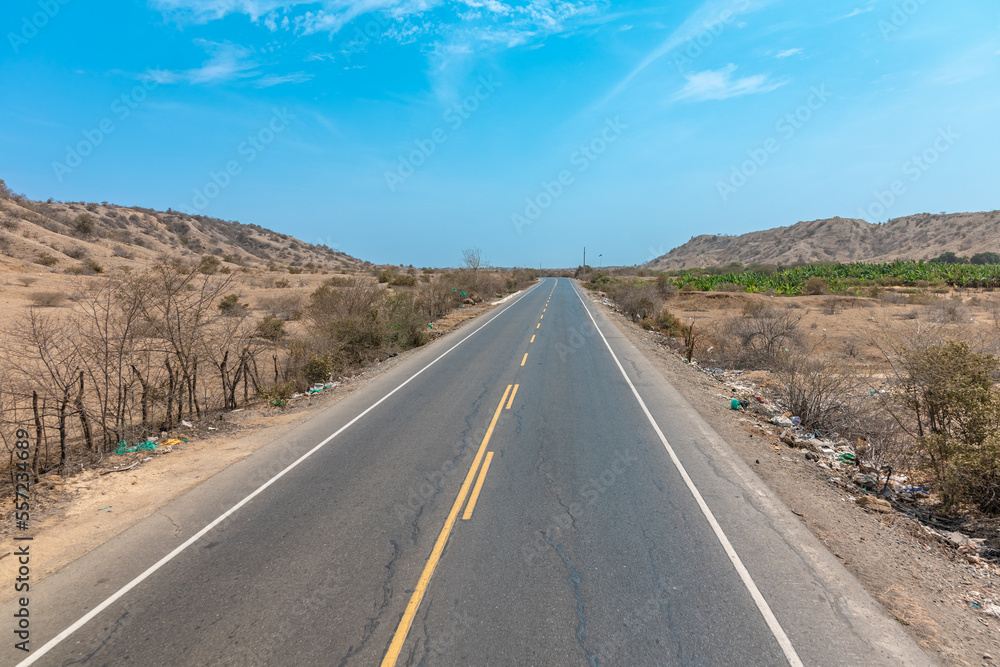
[0,181,365,274]
[647,211,1000,270]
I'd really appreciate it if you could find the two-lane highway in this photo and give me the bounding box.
[5,278,931,666]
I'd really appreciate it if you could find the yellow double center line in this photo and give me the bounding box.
[381,384,513,667]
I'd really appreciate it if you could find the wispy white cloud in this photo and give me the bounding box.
[148,40,259,84]
[151,0,606,100]
[838,2,875,20]
[304,51,337,62]
[151,0,301,22]
[152,0,603,48]
[774,47,802,58]
[146,39,312,86]
[671,63,786,102]
[598,0,778,106]
[255,71,314,86]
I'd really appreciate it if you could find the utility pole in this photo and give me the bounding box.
[583,247,586,268]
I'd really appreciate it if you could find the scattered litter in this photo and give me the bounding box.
[114,440,157,455]
[855,494,892,513]
[97,506,111,512]
[180,420,193,427]
[730,398,741,410]
[161,438,183,447]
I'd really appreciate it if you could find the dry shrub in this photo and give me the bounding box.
[30,291,66,307]
[803,276,828,295]
[907,291,938,306]
[778,353,859,433]
[652,308,690,337]
[416,278,459,319]
[879,291,908,305]
[607,280,659,322]
[821,297,845,315]
[716,300,802,369]
[931,299,969,323]
[258,293,303,320]
[655,273,677,296]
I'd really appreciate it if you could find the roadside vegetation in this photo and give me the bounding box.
[580,260,1000,521]
[0,251,535,488]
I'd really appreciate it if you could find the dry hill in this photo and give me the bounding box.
[0,180,365,274]
[648,211,1000,270]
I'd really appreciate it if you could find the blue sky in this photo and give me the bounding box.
[2,0,998,267]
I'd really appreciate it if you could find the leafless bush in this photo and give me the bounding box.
[18,277,38,287]
[30,291,66,307]
[840,402,912,472]
[258,294,303,320]
[821,298,845,315]
[607,281,659,322]
[655,274,676,296]
[778,353,859,433]
[907,291,938,306]
[879,291,908,305]
[717,300,802,368]
[416,279,459,319]
[931,299,969,323]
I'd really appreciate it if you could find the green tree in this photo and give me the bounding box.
[970,252,1000,265]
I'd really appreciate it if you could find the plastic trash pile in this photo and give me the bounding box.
[113,437,185,456]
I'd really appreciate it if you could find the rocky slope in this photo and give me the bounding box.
[0,182,365,273]
[648,211,1000,270]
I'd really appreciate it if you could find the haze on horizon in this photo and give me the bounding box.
[2,0,998,267]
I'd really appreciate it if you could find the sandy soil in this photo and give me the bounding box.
[588,288,1000,667]
[0,286,496,605]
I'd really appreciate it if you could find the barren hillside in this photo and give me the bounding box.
[0,182,365,274]
[648,211,1000,270]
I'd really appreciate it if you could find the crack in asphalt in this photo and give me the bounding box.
[339,539,400,667]
[546,538,599,667]
[157,510,181,536]
[402,381,488,545]
[407,504,424,546]
[62,611,128,665]
[409,596,433,667]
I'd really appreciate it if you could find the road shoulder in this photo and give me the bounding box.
[576,281,939,666]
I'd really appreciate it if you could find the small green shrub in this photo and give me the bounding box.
[390,274,417,287]
[218,294,249,316]
[255,315,286,341]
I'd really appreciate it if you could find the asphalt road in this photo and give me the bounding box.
[3,278,932,666]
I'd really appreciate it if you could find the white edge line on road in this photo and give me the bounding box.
[17,280,543,667]
[572,284,804,667]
